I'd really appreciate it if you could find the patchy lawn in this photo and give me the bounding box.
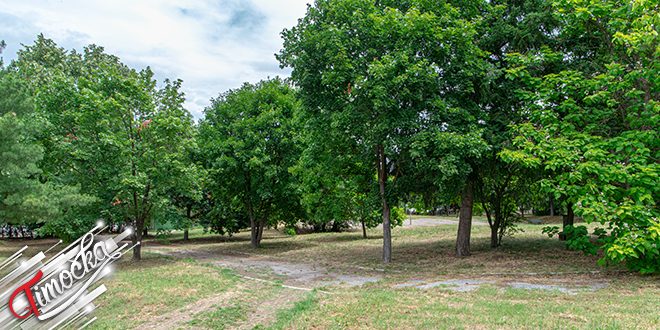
[1,219,657,329]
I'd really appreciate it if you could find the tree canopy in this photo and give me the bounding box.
[13,35,194,259]
[503,0,660,273]
[199,77,303,249]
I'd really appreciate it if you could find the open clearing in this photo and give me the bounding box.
[1,217,658,329]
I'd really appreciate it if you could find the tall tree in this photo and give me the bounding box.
[279,0,483,262]
[504,0,660,272]
[0,48,93,231]
[14,36,193,259]
[473,0,560,248]
[199,78,303,249]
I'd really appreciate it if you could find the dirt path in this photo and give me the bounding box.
[140,229,613,329]
[140,244,383,329]
[145,243,611,295]
[134,279,307,330]
[392,217,489,228]
[145,244,383,289]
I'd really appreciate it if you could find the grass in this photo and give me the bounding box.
[89,252,239,329]
[169,221,622,278]
[290,284,660,329]
[1,219,657,329]
[268,293,319,330]
[188,304,248,329]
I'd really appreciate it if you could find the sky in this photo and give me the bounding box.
[0,0,311,119]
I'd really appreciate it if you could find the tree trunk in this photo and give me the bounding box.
[566,201,574,227]
[549,195,555,217]
[381,196,392,263]
[361,219,367,239]
[183,229,189,241]
[248,201,258,249]
[456,180,474,257]
[143,226,148,238]
[256,208,269,247]
[490,205,501,248]
[132,217,144,260]
[377,144,392,264]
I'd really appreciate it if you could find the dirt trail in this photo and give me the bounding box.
[139,226,613,329]
[145,245,383,289]
[134,279,306,330]
[139,245,382,329]
[373,217,489,229]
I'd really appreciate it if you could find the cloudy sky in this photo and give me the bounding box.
[0,0,311,119]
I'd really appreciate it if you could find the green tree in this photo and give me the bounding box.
[504,0,660,272]
[472,0,560,248]
[199,78,303,249]
[14,36,193,259]
[0,42,94,235]
[279,0,483,262]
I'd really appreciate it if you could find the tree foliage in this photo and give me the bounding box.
[199,77,303,249]
[504,0,660,273]
[0,44,93,235]
[14,35,194,258]
[279,0,484,262]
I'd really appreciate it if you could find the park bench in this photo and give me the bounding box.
[529,219,543,224]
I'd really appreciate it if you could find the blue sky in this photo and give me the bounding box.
[0,0,311,119]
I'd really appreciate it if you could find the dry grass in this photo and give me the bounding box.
[165,222,623,279]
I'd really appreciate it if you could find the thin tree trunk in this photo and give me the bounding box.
[382,196,391,263]
[256,208,269,247]
[132,217,144,260]
[184,206,191,240]
[361,219,367,238]
[566,201,574,227]
[248,201,258,249]
[549,195,555,217]
[377,144,392,263]
[456,179,474,257]
[491,205,501,248]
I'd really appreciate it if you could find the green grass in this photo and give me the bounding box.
[3,219,657,329]
[89,252,240,329]
[188,304,248,329]
[280,284,660,329]
[268,293,319,330]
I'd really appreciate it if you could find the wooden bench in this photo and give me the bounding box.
[529,219,543,224]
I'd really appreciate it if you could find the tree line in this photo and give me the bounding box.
[1,0,658,273]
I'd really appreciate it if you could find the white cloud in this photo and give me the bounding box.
[0,0,310,119]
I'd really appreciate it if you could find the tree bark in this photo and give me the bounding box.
[256,208,269,247]
[361,219,367,238]
[456,179,474,257]
[381,196,392,263]
[132,217,144,260]
[184,205,191,241]
[377,144,392,263]
[549,195,555,217]
[566,201,574,227]
[248,201,259,249]
[490,205,501,248]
